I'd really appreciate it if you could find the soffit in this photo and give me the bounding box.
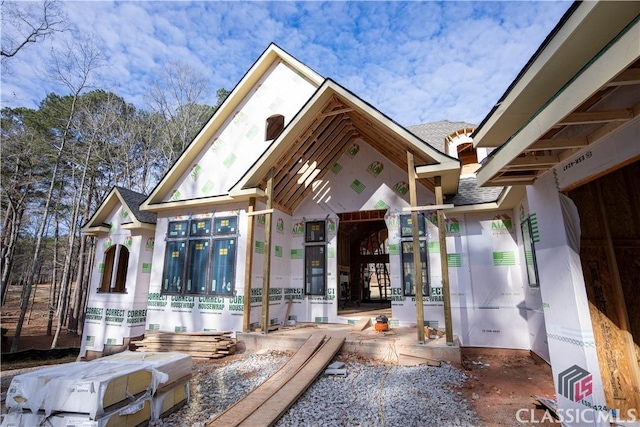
[476,14,640,187]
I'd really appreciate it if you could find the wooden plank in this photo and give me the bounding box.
[238,336,345,426]
[352,317,370,331]
[207,335,326,427]
[261,171,274,333]
[244,197,256,332]
[435,176,454,345]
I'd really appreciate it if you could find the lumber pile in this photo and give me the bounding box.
[3,351,192,426]
[131,331,236,359]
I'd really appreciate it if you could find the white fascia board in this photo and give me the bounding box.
[83,187,119,229]
[121,222,156,232]
[477,20,640,186]
[142,194,241,213]
[141,44,323,210]
[81,225,110,236]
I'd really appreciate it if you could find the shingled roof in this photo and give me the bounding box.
[407,120,476,152]
[115,186,157,224]
[406,120,506,206]
[444,176,505,206]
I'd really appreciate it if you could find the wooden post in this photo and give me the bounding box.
[261,172,274,334]
[596,180,640,391]
[243,197,256,332]
[435,176,454,345]
[407,152,425,343]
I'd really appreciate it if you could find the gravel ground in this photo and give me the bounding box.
[152,351,482,427]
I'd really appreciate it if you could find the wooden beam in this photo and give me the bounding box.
[243,198,256,332]
[507,154,559,168]
[525,137,589,152]
[246,208,273,217]
[595,179,640,394]
[559,109,633,125]
[261,171,274,334]
[402,204,454,212]
[435,176,454,345]
[407,152,425,343]
[604,68,640,87]
[318,107,353,118]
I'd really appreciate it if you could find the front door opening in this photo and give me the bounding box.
[337,210,391,315]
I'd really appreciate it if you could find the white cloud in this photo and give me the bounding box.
[1,1,572,127]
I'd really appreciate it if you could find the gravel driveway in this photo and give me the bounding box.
[151,351,481,427]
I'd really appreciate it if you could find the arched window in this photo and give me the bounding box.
[99,244,129,293]
[265,114,285,141]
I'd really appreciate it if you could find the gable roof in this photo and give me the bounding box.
[230,79,461,214]
[140,43,324,212]
[82,186,157,235]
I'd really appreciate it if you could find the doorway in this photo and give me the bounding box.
[337,210,391,315]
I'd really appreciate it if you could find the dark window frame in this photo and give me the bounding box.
[400,213,426,238]
[521,216,540,288]
[161,216,238,296]
[304,220,327,296]
[400,240,429,297]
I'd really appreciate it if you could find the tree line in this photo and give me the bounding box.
[0,0,229,351]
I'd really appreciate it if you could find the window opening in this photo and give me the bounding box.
[399,214,430,297]
[521,216,540,287]
[304,220,327,295]
[265,114,285,141]
[99,244,129,293]
[162,216,237,296]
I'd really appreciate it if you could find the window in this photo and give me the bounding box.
[400,214,426,237]
[401,241,428,297]
[99,244,129,293]
[161,216,237,296]
[399,214,429,297]
[304,220,326,295]
[521,216,540,287]
[265,114,285,140]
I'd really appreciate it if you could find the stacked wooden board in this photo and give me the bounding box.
[3,351,192,427]
[131,331,236,359]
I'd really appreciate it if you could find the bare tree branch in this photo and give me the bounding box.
[1,0,67,60]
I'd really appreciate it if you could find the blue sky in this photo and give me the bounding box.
[1,1,573,127]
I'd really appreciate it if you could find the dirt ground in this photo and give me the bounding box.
[1,283,558,425]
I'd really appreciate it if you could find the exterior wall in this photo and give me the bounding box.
[525,119,640,425]
[80,204,153,357]
[516,197,550,362]
[164,60,318,203]
[527,172,608,425]
[384,208,530,349]
[146,202,249,334]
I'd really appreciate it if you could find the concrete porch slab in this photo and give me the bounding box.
[237,322,461,366]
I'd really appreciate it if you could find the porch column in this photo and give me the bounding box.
[243,197,256,332]
[407,152,425,343]
[261,171,274,334]
[434,176,454,345]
